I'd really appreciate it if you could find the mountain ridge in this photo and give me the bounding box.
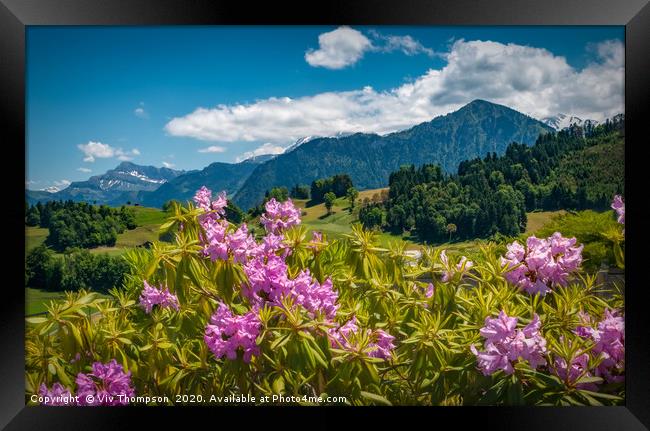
[232,99,554,209]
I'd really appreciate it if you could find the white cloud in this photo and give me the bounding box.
[197,145,226,153]
[305,26,372,69]
[166,39,623,144]
[162,161,175,168]
[78,141,140,162]
[77,167,92,173]
[235,143,286,162]
[134,102,148,118]
[304,27,436,69]
[369,31,436,57]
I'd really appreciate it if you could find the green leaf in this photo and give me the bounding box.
[360,391,392,406]
[272,376,285,394]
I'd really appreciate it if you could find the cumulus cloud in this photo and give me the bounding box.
[78,141,140,162]
[197,145,226,153]
[235,143,286,162]
[166,39,623,144]
[305,26,372,69]
[162,161,175,168]
[304,27,436,69]
[77,167,92,173]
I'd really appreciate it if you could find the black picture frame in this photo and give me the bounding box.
[3,0,649,429]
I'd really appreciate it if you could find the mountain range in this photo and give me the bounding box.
[26,162,183,206]
[28,99,583,209]
[233,99,552,209]
[540,113,599,130]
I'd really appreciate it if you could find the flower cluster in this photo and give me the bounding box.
[611,195,625,225]
[76,359,135,406]
[204,303,261,363]
[139,281,180,314]
[194,185,228,215]
[501,233,583,295]
[576,309,625,383]
[242,256,339,319]
[290,270,339,320]
[38,382,75,406]
[39,359,135,406]
[611,195,625,233]
[193,187,383,364]
[471,311,547,376]
[260,198,301,234]
[552,352,598,391]
[440,250,474,282]
[328,316,396,360]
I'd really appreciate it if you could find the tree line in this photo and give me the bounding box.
[359,115,624,243]
[25,200,137,251]
[25,245,129,294]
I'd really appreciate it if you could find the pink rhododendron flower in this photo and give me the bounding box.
[611,195,625,226]
[204,303,261,363]
[38,383,75,406]
[440,250,474,282]
[552,353,598,391]
[139,281,180,314]
[577,309,625,383]
[193,187,233,261]
[76,360,135,406]
[226,223,258,263]
[290,270,339,320]
[242,255,339,319]
[193,185,213,211]
[242,254,292,305]
[471,311,547,376]
[260,198,301,234]
[328,317,396,360]
[500,233,583,296]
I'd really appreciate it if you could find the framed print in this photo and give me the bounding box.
[2,0,649,429]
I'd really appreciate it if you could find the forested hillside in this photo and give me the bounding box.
[360,116,624,242]
[234,100,552,209]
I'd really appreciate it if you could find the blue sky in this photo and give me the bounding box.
[26,26,624,191]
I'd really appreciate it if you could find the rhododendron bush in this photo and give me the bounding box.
[25,188,625,406]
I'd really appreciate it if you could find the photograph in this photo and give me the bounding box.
[24,24,626,407]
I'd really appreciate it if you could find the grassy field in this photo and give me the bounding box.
[295,189,566,251]
[25,288,68,315]
[25,227,48,251]
[25,206,171,255]
[132,206,170,225]
[525,210,566,234]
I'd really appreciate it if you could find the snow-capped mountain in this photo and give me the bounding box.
[541,114,600,131]
[26,162,183,205]
[285,136,318,154]
[285,132,355,154]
